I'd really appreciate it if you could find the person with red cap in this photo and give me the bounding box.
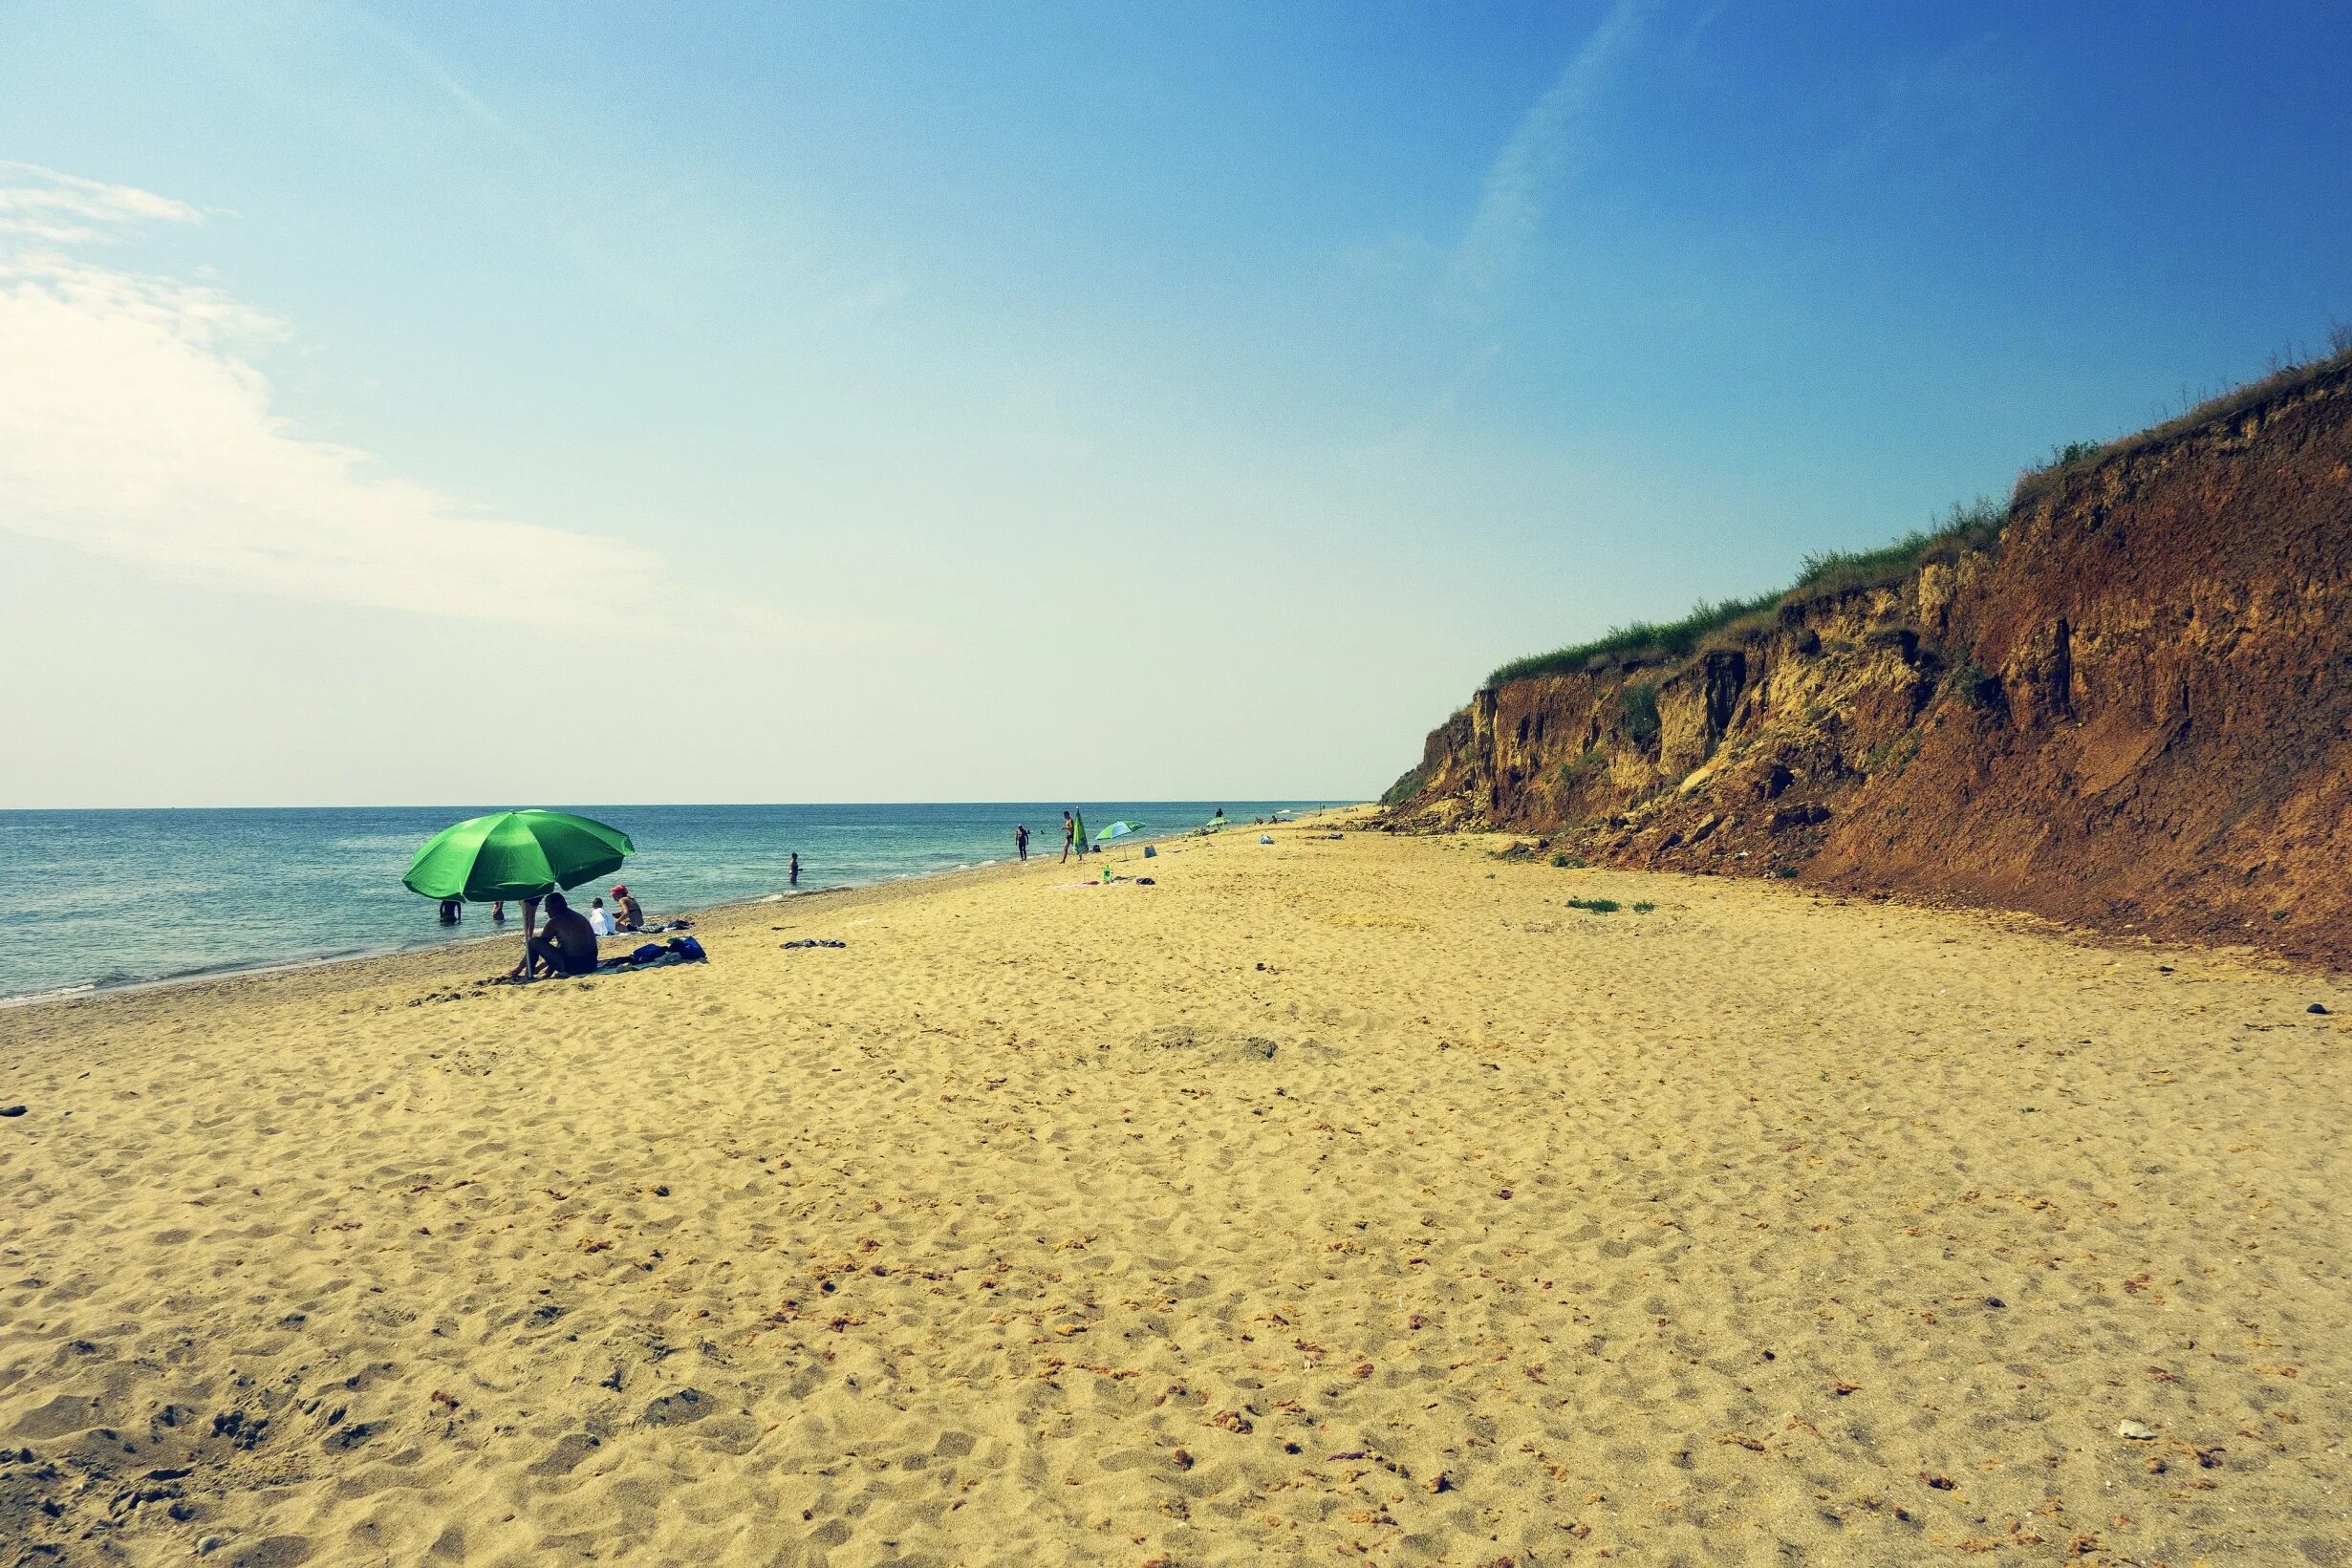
[612,884,645,933]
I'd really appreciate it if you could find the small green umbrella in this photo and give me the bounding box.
[1093,820,1146,868]
[402,809,635,903]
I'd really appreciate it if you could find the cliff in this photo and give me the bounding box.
[1381,354,2352,966]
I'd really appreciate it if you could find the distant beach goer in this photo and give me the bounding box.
[437,898,462,925]
[588,896,615,936]
[522,891,597,977]
[789,852,801,888]
[1015,824,1029,861]
[612,885,644,932]
[1061,812,1075,863]
[490,900,507,923]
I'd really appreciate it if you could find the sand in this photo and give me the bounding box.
[3,820,2348,1567]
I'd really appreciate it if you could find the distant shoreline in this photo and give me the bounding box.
[0,806,1350,1012]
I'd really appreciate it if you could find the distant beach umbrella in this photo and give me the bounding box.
[1092,821,1144,846]
[401,810,635,902]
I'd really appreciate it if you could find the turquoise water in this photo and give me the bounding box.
[0,802,1338,1002]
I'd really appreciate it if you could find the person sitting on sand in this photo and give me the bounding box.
[612,885,645,932]
[521,891,598,977]
[588,896,615,936]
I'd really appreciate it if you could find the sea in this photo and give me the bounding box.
[0,802,1341,1005]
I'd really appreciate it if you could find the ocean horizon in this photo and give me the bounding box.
[0,800,1346,1003]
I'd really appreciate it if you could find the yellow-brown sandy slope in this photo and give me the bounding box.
[3,823,2348,1566]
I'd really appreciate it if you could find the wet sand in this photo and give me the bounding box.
[3,820,2347,1565]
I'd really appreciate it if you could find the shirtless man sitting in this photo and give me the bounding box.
[521,891,599,977]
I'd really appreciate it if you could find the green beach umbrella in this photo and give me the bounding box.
[401,809,635,902]
[1093,820,1143,846]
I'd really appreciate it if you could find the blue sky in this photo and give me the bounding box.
[2,2,2345,805]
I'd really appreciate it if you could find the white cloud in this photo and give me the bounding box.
[1444,0,1645,310]
[0,161,854,636]
[0,160,201,244]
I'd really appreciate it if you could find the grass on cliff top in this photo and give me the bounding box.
[1486,496,2004,686]
[1486,591,1781,685]
[2013,330,2352,505]
[1481,326,2352,690]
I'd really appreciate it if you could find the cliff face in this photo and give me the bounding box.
[1384,360,2352,965]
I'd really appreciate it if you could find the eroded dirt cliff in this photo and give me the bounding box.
[1383,357,2352,965]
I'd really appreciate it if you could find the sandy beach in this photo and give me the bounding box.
[3,819,2347,1566]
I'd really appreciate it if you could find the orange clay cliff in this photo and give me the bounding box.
[1381,350,2352,966]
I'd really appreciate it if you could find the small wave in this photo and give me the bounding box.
[0,981,97,1009]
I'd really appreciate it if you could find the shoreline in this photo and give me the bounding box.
[0,810,1338,1014]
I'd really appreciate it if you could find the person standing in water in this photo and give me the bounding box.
[788,851,801,888]
[1015,824,1029,861]
[1061,812,1075,863]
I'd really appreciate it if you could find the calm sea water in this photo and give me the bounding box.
[0,802,1339,1003]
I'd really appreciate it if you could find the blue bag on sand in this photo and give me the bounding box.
[631,942,666,963]
[669,936,707,961]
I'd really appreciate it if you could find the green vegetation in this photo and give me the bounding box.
[1565,896,1621,913]
[1549,851,1570,868]
[1631,900,1657,913]
[1378,766,1425,806]
[1557,746,1608,789]
[1482,331,2352,695]
[1482,323,2352,693]
[1947,659,2003,710]
[1790,496,2005,598]
[1489,592,1780,685]
[1483,497,2004,687]
[1620,682,1661,746]
[2015,333,2352,505]
[1859,732,1920,777]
